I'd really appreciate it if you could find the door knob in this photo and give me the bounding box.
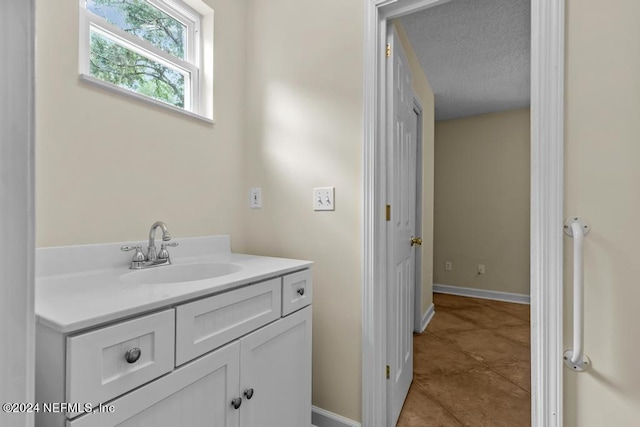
[410,237,422,246]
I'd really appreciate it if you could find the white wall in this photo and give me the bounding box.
[0,1,35,426]
[242,0,364,419]
[35,0,248,249]
[563,0,640,425]
[434,109,530,296]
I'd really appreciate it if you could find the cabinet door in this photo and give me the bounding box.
[239,306,312,427]
[68,341,241,427]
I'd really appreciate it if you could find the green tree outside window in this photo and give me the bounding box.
[87,0,187,107]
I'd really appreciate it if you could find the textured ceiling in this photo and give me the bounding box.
[400,0,530,121]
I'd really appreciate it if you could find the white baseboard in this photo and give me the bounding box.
[433,283,530,304]
[420,303,435,333]
[312,406,361,427]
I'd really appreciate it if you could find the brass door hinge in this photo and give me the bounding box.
[386,205,391,221]
[386,365,390,379]
[386,43,391,57]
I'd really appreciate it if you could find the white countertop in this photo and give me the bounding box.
[35,236,312,333]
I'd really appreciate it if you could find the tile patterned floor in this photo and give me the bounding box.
[397,293,531,427]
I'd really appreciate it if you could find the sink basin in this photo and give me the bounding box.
[121,262,243,285]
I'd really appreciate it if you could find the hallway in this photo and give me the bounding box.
[398,293,531,426]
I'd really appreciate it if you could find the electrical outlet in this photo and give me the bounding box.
[445,261,452,271]
[477,264,485,274]
[250,187,262,208]
[313,187,335,211]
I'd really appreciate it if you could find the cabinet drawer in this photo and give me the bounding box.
[65,309,175,417]
[67,341,241,427]
[282,269,313,316]
[175,278,282,366]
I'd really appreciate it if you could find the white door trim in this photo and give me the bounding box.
[0,0,36,425]
[361,1,565,426]
[412,97,424,334]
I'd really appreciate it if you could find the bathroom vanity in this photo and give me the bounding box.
[35,235,312,427]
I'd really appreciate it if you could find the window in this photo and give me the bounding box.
[79,0,213,121]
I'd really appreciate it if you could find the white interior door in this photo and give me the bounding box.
[386,25,417,427]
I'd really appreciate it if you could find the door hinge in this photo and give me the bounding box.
[386,43,391,57]
[386,365,390,379]
[386,205,391,221]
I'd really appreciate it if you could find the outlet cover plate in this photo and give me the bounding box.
[313,187,335,211]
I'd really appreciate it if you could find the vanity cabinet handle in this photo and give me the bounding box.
[231,397,242,409]
[124,348,142,364]
[297,288,305,296]
[244,388,254,400]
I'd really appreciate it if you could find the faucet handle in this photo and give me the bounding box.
[121,245,146,268]
[158,242,178,261]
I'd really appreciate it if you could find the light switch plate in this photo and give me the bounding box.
[250,187,262,208]
[313,187,335,211]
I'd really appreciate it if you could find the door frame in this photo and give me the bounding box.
[0,1,36,426]
[362,1,565,426]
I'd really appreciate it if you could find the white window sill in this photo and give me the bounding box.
[79,74,215,125]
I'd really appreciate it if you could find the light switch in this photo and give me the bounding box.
[313,187,335,211]
[250,187,262,208]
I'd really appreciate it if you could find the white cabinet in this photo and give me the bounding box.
[69,341,241,427]
[36,269,312,427]
[175,278,282,366]
[240,306,312,427]
[66,309,175,416]
[281,269,312,316]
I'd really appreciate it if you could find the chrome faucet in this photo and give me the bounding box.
[147,221,171,262]
[121,221,179,269]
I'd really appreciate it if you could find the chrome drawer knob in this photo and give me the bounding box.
[231,397,242,409]
[244,388,254,400]
[124,348,141,364]
[297,288,305,296]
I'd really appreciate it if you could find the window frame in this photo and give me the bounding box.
[78,0,208,120]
